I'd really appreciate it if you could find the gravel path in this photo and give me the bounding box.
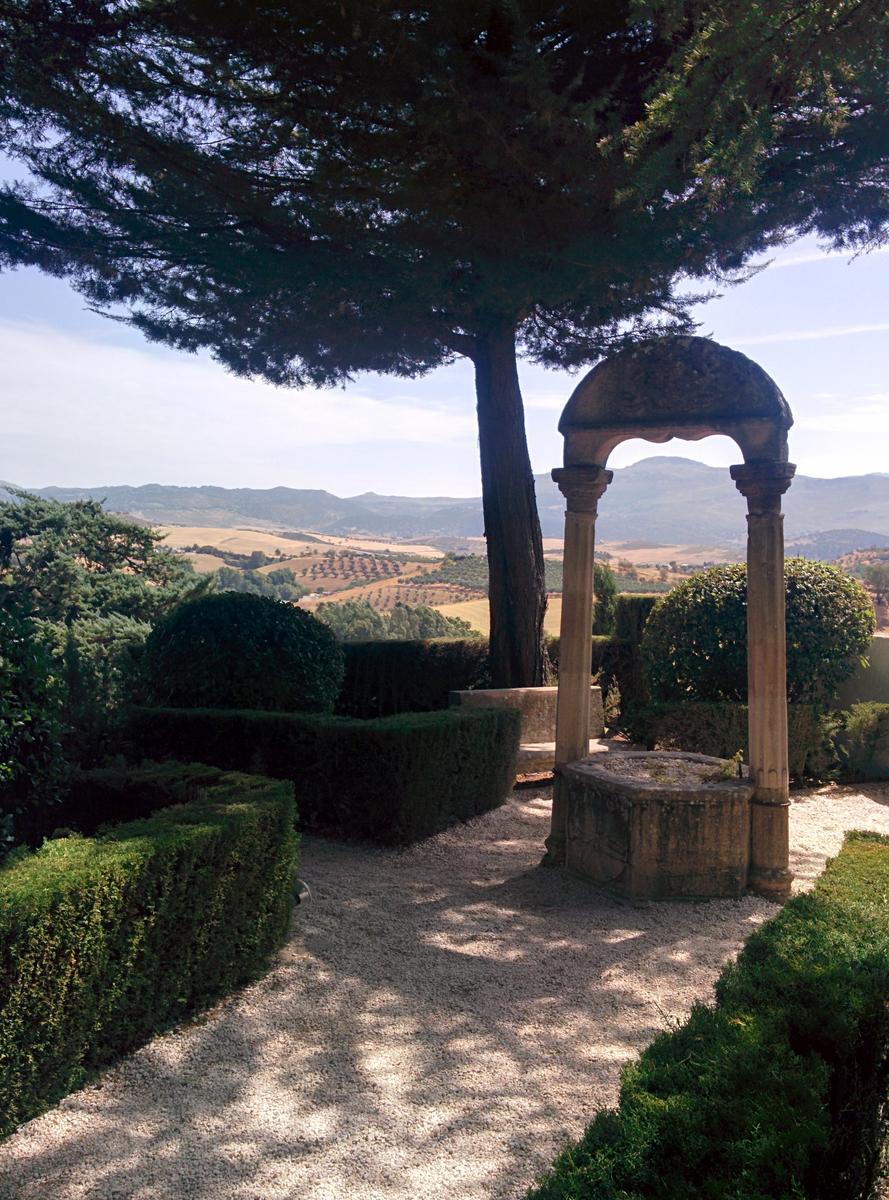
[3,782,889,1200]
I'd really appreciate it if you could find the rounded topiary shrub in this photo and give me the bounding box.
[141,592,344,713]
[642,558,875,703]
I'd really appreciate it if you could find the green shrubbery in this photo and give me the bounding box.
[0,596,66,851]
[0,763,297,1137]
[622,701,840,779]
[835,702,889,782]
[140,591,344,713]
[527,832,889,1200]
[124,704,520,845]
[337,638,491,717]
[642,559,875,703]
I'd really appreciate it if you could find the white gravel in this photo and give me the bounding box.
[2,781,889,1200]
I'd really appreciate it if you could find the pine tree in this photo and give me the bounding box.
[1,1,887,682]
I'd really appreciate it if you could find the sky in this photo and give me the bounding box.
[2,232,888,497]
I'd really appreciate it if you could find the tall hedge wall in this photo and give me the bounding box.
[527,831,889,1200]
[0,764,297,1137]
[336,638,490,717]
[124,705,520,845]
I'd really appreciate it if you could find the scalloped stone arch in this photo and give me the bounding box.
[560,336,792,467]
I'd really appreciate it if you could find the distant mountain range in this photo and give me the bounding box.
[5,457,889,554]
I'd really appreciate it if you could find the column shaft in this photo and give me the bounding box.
[545,466,611,865]
[731,461,795,900]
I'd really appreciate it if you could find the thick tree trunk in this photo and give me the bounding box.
[472,323,547,687]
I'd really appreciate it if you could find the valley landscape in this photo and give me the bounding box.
[8,455,886,636]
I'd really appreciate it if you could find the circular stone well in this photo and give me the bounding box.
[560,751,755,899]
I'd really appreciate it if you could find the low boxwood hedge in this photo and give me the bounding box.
[622,700,839,779]
[0,763,297,1137]
[527,831,889,1200]
[124,705,520,845]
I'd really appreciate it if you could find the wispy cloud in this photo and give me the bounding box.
[766,245,889,271]
[796,394,889,435]
[734,323,889,346]
[1,319,477,486]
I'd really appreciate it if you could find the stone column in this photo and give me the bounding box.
[544,465,612,865]
[730,460,796,900]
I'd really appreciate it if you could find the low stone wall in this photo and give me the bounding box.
[449,684,604,743]
[836,634,889,706]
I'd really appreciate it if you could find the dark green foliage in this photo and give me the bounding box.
[642,560,875,703]
[835,702,889,781]
[316,599,478,643]
[591,566,618,637]
[0,595,65,851]
[0,492,200,625]
[336,639,491,718]
[613,595,659,645]
[621,701,839,778]
[141,592,344,714]
[0,492,204,767]
[124,705,520,845]
[547,636,647,712]
[212,565,306,602]
[0,764,297,1136]
[38,612,151,767]
[527,832,889,1200]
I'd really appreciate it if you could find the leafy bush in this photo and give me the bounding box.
[527,831,889,1200]
[642,559,875,703]
[622,700,839,779]
[124,704,520,845]
[0,595,65,851]
[835,702,889,781]
[337,638,491,717]
[0,763,297,1136]
[140,592,344,713]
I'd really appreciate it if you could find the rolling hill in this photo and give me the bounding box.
[6,457,889,550]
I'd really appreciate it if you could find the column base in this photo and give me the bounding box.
[747,866,793,901]
[748,796,792,901]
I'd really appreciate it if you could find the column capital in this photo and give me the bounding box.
[552,465,613,513]
[730,461,796,515]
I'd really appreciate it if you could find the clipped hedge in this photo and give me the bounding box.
[547,635,647,710]
[527,831,889,1200]
[124,705,520,845]
[336,638,490,718]
[621,700,837,778]
[0,763,297,1137]
[613,594,659,645]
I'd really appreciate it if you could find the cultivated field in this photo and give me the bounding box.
[436,596,564,637]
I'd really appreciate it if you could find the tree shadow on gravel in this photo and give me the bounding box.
[0,789,772,1200]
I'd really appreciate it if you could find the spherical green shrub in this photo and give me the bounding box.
[141,592,344,713]
[642,558,875,703]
